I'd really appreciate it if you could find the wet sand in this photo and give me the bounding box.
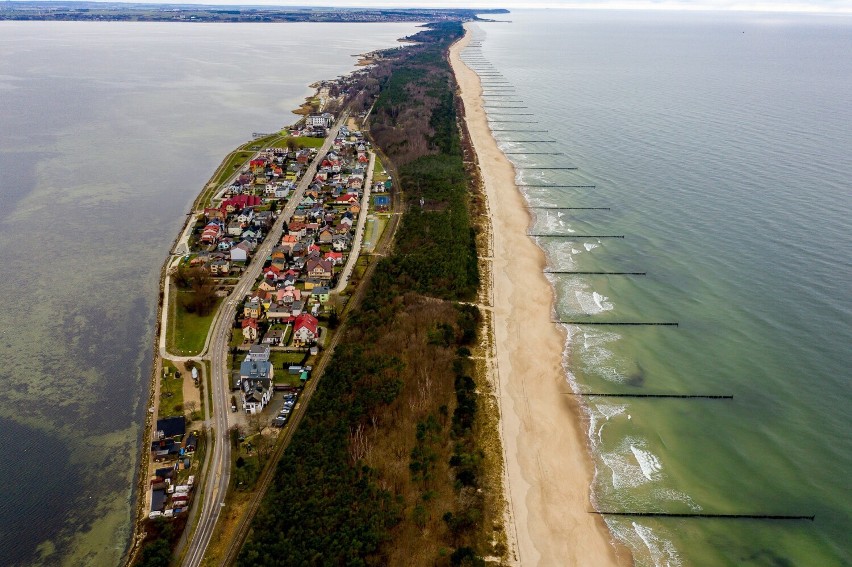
[449,27,627,567]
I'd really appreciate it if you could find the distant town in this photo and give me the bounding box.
[1,2,508,23]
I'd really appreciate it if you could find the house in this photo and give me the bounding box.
[156,416,186,440]
[332,234,351,252]
[246,343,270,362]
[183,432,198,453]
[227,220,244,237]
[241,318,258,341]
[240,358,273,381]
[335,194,359,206]
[267,302,291,320]
[262,328,286,346]
[209,259,230,275]
[263,265,282,281]
[291,300,305,317]
[306,258,333,281]
[307,112,334,128]
[241,227,261,241]
[230,240,253,263]
[200,222,223,245]
[204,207,225,220]
[280,234,299,252]
[292,313,319,346]
[323,251,344,266]
[236,208,254,224]
[317,227,334,244]
[240,377,272,414]
[243,299,262,319]
[275,185,291,199]
[311,286,330,304]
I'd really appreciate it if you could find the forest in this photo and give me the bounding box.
[238,21,506,566]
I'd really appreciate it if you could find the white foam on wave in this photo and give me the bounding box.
[632,522,683,567]
[593,291,613,312]
[630,444,663,481]
[600,452,649,489]
[584,242,599,252]
[590,402,628,443]
[574,290,613,315]
[548,244,575,268]
[571,248,581,254]
[652,488,702,511]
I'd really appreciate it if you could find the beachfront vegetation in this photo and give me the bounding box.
[239,21,502,566]
[271,135,325,149]
[167,269,221,355]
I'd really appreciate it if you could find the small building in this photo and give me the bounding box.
[262,328,287,346]
[292,313,319,347]
[246,343,270,362]
[241,318,258,341]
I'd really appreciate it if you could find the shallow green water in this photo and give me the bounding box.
[0,21,420,566]
[466,11,851,566]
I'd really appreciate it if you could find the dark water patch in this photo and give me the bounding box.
[0,417,83,566]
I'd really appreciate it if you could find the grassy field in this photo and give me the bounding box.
[372,156,388,182]
[239,133,282,151]
[213,151,253,187]
[362,215,387,252]
[270,135,324,149]
[159,361,185,417]
[167,287,221,356]
[230,329,244,349]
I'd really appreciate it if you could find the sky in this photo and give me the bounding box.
[15,0,852,12]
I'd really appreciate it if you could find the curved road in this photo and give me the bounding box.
[181,113,349,567]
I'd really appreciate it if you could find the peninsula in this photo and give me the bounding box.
[128,19,521,567]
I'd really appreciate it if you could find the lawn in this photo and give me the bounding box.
[373,156,388,182]
[240,133,282,151]
[362,216,387,252]
[230,328,244,349]
[270,135,324,149]
[159,361,186,417]
[213,151,253,187]
[269,350,306,371]
[167,286,221,356]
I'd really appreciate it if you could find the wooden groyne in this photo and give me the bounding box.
[545,271,644,275]
[491,129,549,132]
[593,512,814,521]
[558,321,679,326]
[504,152,563,155]
[529,206,610,210]
[569,393,732,399]
[518,184,595,188]
[530,234,623,238]
[518,166,577,169]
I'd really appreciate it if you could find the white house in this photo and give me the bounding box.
[241,377,272,414]
[307,113,334,128]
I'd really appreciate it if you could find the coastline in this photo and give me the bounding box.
[449,27,627,566]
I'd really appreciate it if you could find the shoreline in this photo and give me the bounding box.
[449,26,628,566]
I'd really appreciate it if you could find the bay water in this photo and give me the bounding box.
[464,11,851,566]
[0,21,420,566]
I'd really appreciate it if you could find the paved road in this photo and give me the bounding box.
[332,151,374,294]
[181,113,348,567]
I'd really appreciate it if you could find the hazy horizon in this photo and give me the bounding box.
[7,0,852,15]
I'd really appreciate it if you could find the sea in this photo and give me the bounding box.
[0,21,420,566]
[462,10,851,567]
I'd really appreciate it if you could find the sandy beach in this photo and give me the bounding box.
[449,28,627,567]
